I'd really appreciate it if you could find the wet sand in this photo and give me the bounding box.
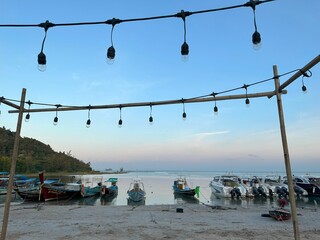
[1,202,319,240]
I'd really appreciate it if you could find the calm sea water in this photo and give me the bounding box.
[4,171,320,208]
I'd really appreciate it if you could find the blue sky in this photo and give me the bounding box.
[0,0,319,172]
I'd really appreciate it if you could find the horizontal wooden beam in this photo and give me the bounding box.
[8,90,281,114]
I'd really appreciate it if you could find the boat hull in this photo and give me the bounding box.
[42,184,81,201]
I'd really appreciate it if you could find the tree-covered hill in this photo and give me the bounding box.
[0,127,92,173]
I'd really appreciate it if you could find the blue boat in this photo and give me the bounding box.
[127,178,146,203]
[101,178,118,199]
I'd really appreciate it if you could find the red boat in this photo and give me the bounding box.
[269,209,291,221]
[42,182,82,201]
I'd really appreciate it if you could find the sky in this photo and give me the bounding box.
[0,0,319,172]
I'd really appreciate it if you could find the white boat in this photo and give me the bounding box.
[209,175,247,199]
[127,178,146,203]
[262,175,289,198]
[242,176,270,198]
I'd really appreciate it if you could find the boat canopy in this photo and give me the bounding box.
[107,178,118,183]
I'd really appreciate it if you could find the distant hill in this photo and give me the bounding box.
[0,127,92,173]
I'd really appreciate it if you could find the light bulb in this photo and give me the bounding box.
[25,113,30,122]
[214,106,218,115]
[245,98,250,107]
[37,52,47,71]
[181,42,189,62]
[182,112,187,121]
[302,85,307,93]
[118,119,123,128]
[86,119,91,128]
[149,116,153,125]
[53,116,58,126]
[252,31,261,50]
[106,46,115,65]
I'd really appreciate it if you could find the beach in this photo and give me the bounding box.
[2,202,319,240]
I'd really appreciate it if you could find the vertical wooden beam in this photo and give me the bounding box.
[0,88,26,240]
[273,66,300,240]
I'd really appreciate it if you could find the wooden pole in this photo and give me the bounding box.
[0,88,26,240]
[273,66,300,240]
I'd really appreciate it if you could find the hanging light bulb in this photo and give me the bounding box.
[25,113,30,122]
[86,106,91,128]
[181,42,189,62]
[53,116,58,126]
[37,20,53,71]
[37,52,47,71]
[118,107,123,128]
[301,75,308,93]
[86,119,91,128]
[106,46,115,65]
[53,104,60,126]
[118,119,123,128]
[212,93,218,115]
[252,30,261,50]
[149,105,154,125]
[178,10,190,62]
[25,101,32,122]
[245,98,250,106]
[106,18,120,64]
[300,70,312,93]
[243,84,250,107]
[182,100,187,121]
[149,116,153,125]
[247,1,262,50]
[214,105,218,115]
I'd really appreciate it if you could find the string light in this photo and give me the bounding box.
[299,70,312,93]
[25,100,32,122]
[106,18,120,64]
[242,84,250,106]
[177,10,191,61]
[246,0,262,50]
[53,105,60,126]
[212,93,218,115]
[37,21,54,71]
[86,105,91,128]
[0,1,274,69]
[149,105,153,125]
[118,106,123,128]
[182,99,187,120]
[2,66,316,126]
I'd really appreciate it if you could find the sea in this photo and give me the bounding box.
[2,171,320,208]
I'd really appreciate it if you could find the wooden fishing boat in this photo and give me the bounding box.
[15,179,60,201]
[173,177,199,198]
[269,209,291,221]
[42,182,82,201]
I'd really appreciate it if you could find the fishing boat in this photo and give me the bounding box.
[100,178,118,199]
[209,175,247,199]
[14,172,60,201]
[15,179,59,201]
[127,178,146,203]
[269,209,291,221]
[81,182,102,198]
[42,182,82,201]
[172,177,199,198]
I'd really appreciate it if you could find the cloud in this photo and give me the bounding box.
[193,131,229,137]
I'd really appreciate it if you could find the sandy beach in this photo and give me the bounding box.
[1,202,319,240]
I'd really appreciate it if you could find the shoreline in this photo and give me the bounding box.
[1,203,319,239]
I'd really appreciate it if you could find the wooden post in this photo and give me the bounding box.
[1,88,26,240]
[273,66,300,240]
